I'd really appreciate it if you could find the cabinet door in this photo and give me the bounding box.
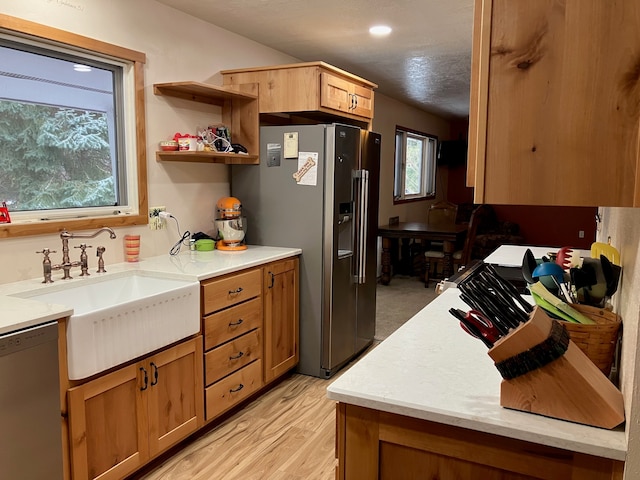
[321,72,374,119]
[146,337,204,456]
[350,83,374,119]
[263,258,299,383]
[68,365,147,480]
[470,0,640,207]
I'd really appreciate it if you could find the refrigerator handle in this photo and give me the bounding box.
[355,169,369,284]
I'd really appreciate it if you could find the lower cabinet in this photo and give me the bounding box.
[202,257,299,421]
[67,337,204,480]
[263,258,299,382]
[335,404,624,480]
[64,256,300,479]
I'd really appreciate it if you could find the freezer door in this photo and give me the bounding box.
[322,124,360,373]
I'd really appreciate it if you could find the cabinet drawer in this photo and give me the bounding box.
[202,269,262,314]
[203,297,262,350]
[205,359,263,420]
[205,328,262,386]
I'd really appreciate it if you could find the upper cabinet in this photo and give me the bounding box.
[153,82,259,164]
[222,62,377,129]
[467,0,640,207]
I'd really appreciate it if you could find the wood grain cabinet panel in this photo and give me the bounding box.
[201,268,262,314]
[336,403,624,480]
[203,296,262,350]
[320,72,373,119]
[200,259,299,422]
[67,337,203,480]
[263,258,299,382]
[222,62,377,128]
[205,359,263,420]
[468,0,640,207]
[204,328,262,385]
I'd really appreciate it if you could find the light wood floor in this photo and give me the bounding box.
[134,373,339,480]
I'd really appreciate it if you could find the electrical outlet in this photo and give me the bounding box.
[579,230,585,239]
[149,206,166,230]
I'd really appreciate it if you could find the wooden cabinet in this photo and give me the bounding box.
[336,403,624,480]
[222,62,377,128]
[467,0,640,207]
[153,81,259,164]
[320,71,374,120]
[67,337,203,480]
[200,258,300,421]
[263,258,299,382]
[201,268,264,421]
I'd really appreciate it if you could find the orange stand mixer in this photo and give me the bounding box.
[214,196,247,251]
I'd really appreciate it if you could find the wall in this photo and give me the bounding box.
[372,94,452,226]
[0,1,453,285]
[598,207,640,478]
[0,0,298,284]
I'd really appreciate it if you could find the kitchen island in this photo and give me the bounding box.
[327,288,626,479]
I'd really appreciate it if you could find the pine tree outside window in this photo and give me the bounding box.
[0,15,147,238]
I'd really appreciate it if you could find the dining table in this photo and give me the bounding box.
[378,221,468,285]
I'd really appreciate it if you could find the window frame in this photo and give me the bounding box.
[0,14,147,238]
[393,126,438,205]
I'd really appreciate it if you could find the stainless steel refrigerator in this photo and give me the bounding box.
[231,123,380,378]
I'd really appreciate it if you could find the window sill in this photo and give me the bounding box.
[0,213,147,239]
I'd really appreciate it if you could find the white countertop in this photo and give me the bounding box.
[327,288,627,461]
[0,245,301,336]
[484,244,591,267]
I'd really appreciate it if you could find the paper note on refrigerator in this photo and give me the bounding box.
[294,152,318,185]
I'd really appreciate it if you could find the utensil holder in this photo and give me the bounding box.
[488,306,624,429]
[564,304,621,377]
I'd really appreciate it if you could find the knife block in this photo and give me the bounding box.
[488,306,625,429]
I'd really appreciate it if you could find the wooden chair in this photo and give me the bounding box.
[427,201,458,226]
[424,204,490,285]
[424,201,457,251]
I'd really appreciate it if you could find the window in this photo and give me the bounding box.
[393,126,437,203]
[0,15,147,238]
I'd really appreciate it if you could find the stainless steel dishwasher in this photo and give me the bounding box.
[0,321,64,479]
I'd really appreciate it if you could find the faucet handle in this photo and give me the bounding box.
[74,243,92,250]
[96,246,107,273]
[36,248,57,256]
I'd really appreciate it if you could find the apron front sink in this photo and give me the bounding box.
[14,272,200,380]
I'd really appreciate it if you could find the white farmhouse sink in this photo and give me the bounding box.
[14,272,200,380]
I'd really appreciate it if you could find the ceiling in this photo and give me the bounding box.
[156,0,475,120]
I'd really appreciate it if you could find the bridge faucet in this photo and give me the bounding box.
[58,228,117,279]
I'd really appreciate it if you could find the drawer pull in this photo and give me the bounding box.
[229,287,243,295]
[229,351,245,360]
[230,383,244,393]
[229,318,244,327]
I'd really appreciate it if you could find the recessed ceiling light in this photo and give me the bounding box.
[73,64,92,72]
[369,25,392,36]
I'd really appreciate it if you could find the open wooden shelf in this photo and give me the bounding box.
[155,150,259,165]
[153,81,259,165]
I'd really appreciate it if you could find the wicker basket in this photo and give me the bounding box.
[562,304,622,376]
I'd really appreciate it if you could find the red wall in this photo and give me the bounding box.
[445,163,596,250]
